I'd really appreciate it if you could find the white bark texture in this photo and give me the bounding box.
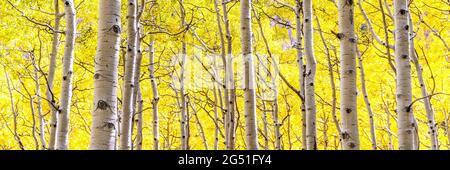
[338,0,360,150]
[120,0,137,150]
[149,36,160,150]
[89,0,121,150]
[55,0,76,150]
[408,14,438,150]
[394,0,414,150]
[48,0,61,150]
[241,0,258,150]
[294,0,307,150]
[223,0,236,150]
[303,0,317,150]
[179,0,188,150]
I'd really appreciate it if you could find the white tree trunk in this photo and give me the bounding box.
[32,56,46,150]
[294,0,307,150]
[55,0,76,150]
[89,0,121,150]
[408,13,438,150]
[120,0,137,150]
[303,0,317,150]
[338,0,360,150]
[241,0,258,150]
[221,0,237,150]
[149,36,160,150]
[356,46,377,150]
[179,0,188,150]
[48,0,61,150]
[134,88,143,150]
[394,0,414,150]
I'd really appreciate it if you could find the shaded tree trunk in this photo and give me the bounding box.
[48,0,61,150]
[120,0,138,150]
[149,36,160,150]
[303,0,317,150]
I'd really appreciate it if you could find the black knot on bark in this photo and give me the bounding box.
[346,0,353,5]
[336,33,344,40]
[345,108,352,113]
[399,9,407,15]
[112,25,121,33]
[65,1,70,6]
[309,82,314,86]
[94,73,100,79]
[404,25,409,30]
[63,76,67,80]
[305,19,309,23]
[96,100,109,110]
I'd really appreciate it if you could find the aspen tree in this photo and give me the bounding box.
[241,0,258,150]
[148,36,160,150]
[356,46,377,150]
[222,0,237,150]
[89,0,121,150]
[55,0,76,150]
[394,0,414,150]
[48,0,62,150]
[294,0,307,150]
[303,0,317,150]
[408,12,438,150]
[179,0,188,150]
[31,55,46,150]
[338,0,360,150]
[120,0,138,150]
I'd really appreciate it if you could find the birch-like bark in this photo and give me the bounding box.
[179,0,188,150]
[213,0,228,150]
[31,56,46,150]
[294,0,307,150]
[303,0,317,150]
[317,17,343,147]
[338,0,360,150]
[89,0,121,150]
[356,46,377,150]
[222,0,236,150]
[48,0,61,150]
[134,88,143,150]
[394,0,414,150]
[149,36,160,150]
[55,0,76,150]
[241,0,258,150]
[120,0,137,150]
[408,13,438,150]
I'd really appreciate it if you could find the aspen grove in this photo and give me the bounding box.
[0,0,448,150]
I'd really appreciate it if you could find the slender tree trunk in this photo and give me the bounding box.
[294,0,307,150]
[241,0,258,150]
[48,0,61,150]
[32,57,47,150]
[89,0,121,150]
[6,72,25,150]
[356,46,377,150]
[338,0,360,150]
[408,13,438,150]
[179,0,188,150]
[394,0,414,150]
[56,0,76,150]
[149,36,160,150]
[303,0,317,150]
[317,17,343,148]
[120,0,138,150]
[134,88,143,150]
[222,0,236,150]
